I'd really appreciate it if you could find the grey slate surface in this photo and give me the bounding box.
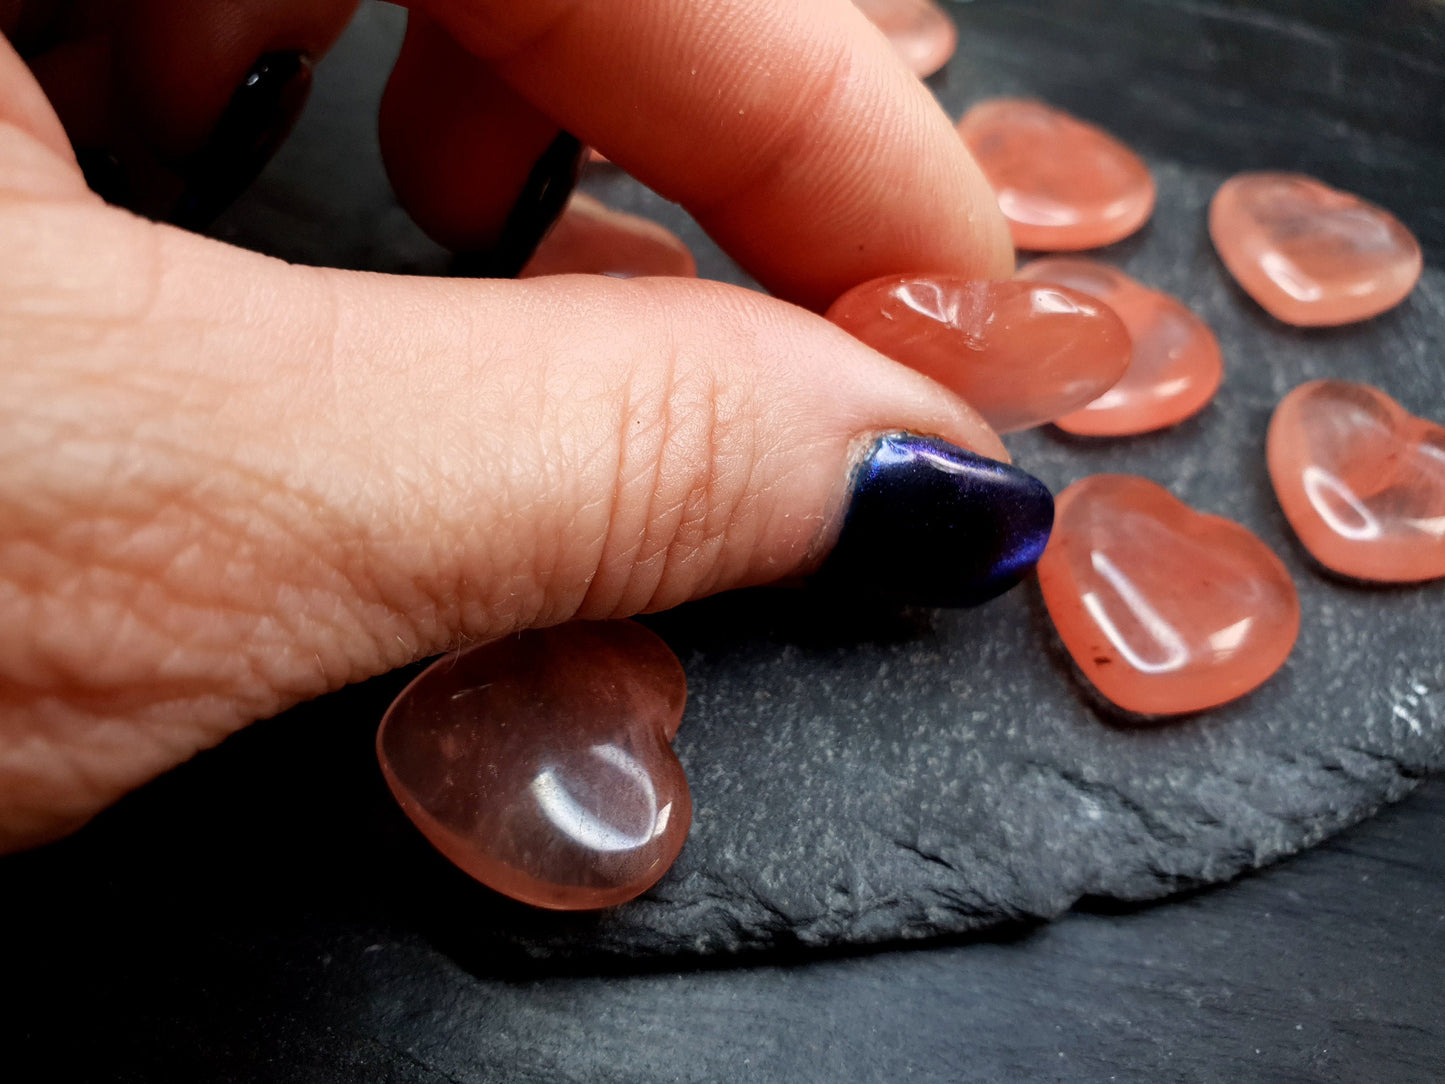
[3,8,1442,1079]
[203,0,1445,959]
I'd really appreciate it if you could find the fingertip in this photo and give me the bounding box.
[422,0,1019,306]
[380,12,569,254]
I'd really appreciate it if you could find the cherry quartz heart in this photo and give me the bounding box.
[1268,380,1445,583]
[1038,475,1300,717]
[377,621,690,910]
[957,98,1155,252]
[521,193,696,280]
[853,0,957,77]
[1209,173,1422,327]
[1016,258,1222,436]
[826,276,1130,433]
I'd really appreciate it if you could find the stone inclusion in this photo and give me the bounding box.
[826,275,1131,433]
[522,193,697,280]
[1209,173,1422,327]
[1037,475,1300,717]
[957,98,1155,251]
[377,621,690,910]
[1268,380,1445,583]
[1017,258,1223,435]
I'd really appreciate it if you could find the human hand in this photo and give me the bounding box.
[0,0,1033,852]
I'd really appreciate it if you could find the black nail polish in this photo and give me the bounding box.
[75,148,130,207]
[452,131,585,279]
[169,51,312,230]
[812,433,1055,608]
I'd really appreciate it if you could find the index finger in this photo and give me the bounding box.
[415,0,1012,309]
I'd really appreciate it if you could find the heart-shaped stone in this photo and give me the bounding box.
[1209,173,1422,327]
[1267,380,1445,582]
[1038,475,1300,717]
[1016,258,1222,435]
[957,98,1155,252]
[377,621,690,910]
[521,193,696,280]
[826,276,1131,433]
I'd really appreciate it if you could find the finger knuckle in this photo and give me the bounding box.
[576,295,764,617]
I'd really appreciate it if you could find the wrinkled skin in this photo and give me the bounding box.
[0,0,1012,851]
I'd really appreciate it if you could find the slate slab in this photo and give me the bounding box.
[10,0,1444,966]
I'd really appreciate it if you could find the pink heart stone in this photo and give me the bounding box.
[957,99,1155,251]
[1016,258,1223,436]
[826,275,1131,432]
[376,621,691,910]
[854,0,957,78]
[521,193,697,280]
[1038,475,1300,717]
[1209,173,1422,327]
[1267,380,1445,583]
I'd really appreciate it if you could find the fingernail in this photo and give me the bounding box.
[169,51,312,230]
[452,131,585,279]
[812,433,1054,607]
[75,148,130,207]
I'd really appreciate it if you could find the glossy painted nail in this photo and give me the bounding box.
[453,131,586,279]
[170,51,313,229]
[813,433,1055,607]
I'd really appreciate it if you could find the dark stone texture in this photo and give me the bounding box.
[4,5,1443,1076]
[202,0,1445,962]
[565,0,1445,958]
[7,745,1443,1080]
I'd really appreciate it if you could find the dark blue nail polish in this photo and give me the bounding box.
[170,51,312,229]
[812,433,1054,607]
[453,130,583,280]
[452,131,585,279]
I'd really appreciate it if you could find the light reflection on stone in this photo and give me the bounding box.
[1017,258,1222,436]
[958,99,1155,251]
[1210,173,1421,326]
[1038,475,1299,717]
[827,275,1130,433]
[1269,381,1445,581]
[377,621,690,910]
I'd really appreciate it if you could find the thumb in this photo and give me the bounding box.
[3,211,1052,849]
[1,66,1051,854]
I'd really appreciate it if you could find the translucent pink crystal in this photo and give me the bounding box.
[377,621,690,910]
[826,275,1130,432]
[1038,475,1300,716]
[957,99,1155,251]
[1267,380,1445,582]
[1016,258,1223,436]
[1209,173,1422,327]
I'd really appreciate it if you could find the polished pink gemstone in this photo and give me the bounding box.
[1016,258,1222,435]
[1267,380,1445,582]
[1209,173,1422,327]
[826,275,1131,432]
[377,621,690,910]
[1038,475,1300,717]
[957,98,1155,251]
[521,193,697,279]
[854,0,957,78]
